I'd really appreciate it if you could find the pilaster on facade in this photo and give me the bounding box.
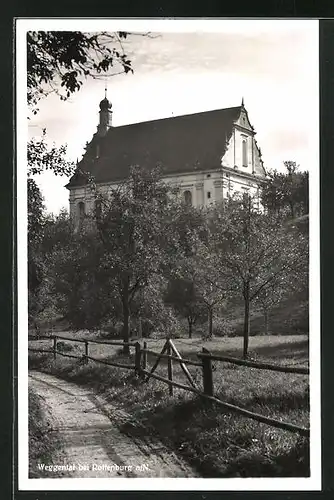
[195,181,204,207]
[213,179,223,203]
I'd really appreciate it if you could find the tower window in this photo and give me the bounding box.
[95,199,102,219]
[78,201,85,218]
[242,138,248,167]
[184,190,192,206]
[207,191,211,199]
[77,201,85,228]
[206,174,211,178]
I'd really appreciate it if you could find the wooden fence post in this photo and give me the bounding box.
[53,336,57,360]
[84,341,89,364]
[142,341,147,371]
[135,342,142,377]
[138,317,142,339]
[167,341,174,396]
[201,347,214,396]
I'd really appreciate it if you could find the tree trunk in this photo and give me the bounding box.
[208,307,213,338]
[243,286,251,359]
[138,316,142,339]
[122,299,131,355]
[188,317,193,339]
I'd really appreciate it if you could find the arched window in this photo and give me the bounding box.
[242,138,248,167]
[184,190,192,206]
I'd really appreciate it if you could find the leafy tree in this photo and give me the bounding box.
[93,167,179,352]
[27,130,75,244]
[192,246,226,339]
[49,218,123,331]
[27,130,76,328]
[254,276,289,335]
[210,196,307,358]
[27,178,45,246]
[172,221,226,338]
[132,277,181,338]
[26,30,141,328]
[28,129,75,177]
[27,204,73,331]
[164,278,207,338]
[28,178,46,329]
[262,161,309,217]
[27,31,133,114]
[49,166,178,351]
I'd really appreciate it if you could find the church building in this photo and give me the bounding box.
[66,94,267,221]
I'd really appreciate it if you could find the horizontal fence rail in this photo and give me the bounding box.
[28,336,137,370]
[140,369,309,437]
[53,335,137,348]
[198,352,309,375]
[28,335,53,341]
[142,348,202,367]
[205,394,310,437]
[141,368,203,396]
[86,355,135,370]
[28,347,54,354]
[50,351,83,360]
[28,334,137,348]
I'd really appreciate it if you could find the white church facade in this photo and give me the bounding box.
[67,95,267,220]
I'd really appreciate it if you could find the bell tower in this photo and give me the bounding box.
[97,86,112,137]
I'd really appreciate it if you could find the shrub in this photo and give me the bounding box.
[212,316,234,337]
[56,341,73,352]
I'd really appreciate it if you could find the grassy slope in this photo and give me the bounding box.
[29,335,309,477]
[228,295,308,336]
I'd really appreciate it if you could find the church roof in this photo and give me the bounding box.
[67,105,244,188]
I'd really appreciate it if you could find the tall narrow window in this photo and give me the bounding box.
[242,138,248,167]
[95,199,102,219]
[242,188,250,208]
[78,201,85,219]
[77,201,85,230]
[184,190,192,206]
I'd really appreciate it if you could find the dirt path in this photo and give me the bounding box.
[29,371,199,478]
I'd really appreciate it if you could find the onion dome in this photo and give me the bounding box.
[99,97,112,110]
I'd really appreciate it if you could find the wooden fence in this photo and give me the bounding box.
[28,335,310,438]
[28,334,138,370]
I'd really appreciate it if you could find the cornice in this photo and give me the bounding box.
[222,165,267,184]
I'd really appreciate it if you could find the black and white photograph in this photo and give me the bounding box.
[17,18,320,491]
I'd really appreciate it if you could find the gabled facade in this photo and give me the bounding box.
[67,96,266,222]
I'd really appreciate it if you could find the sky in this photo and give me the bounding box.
[25,20,319,214]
